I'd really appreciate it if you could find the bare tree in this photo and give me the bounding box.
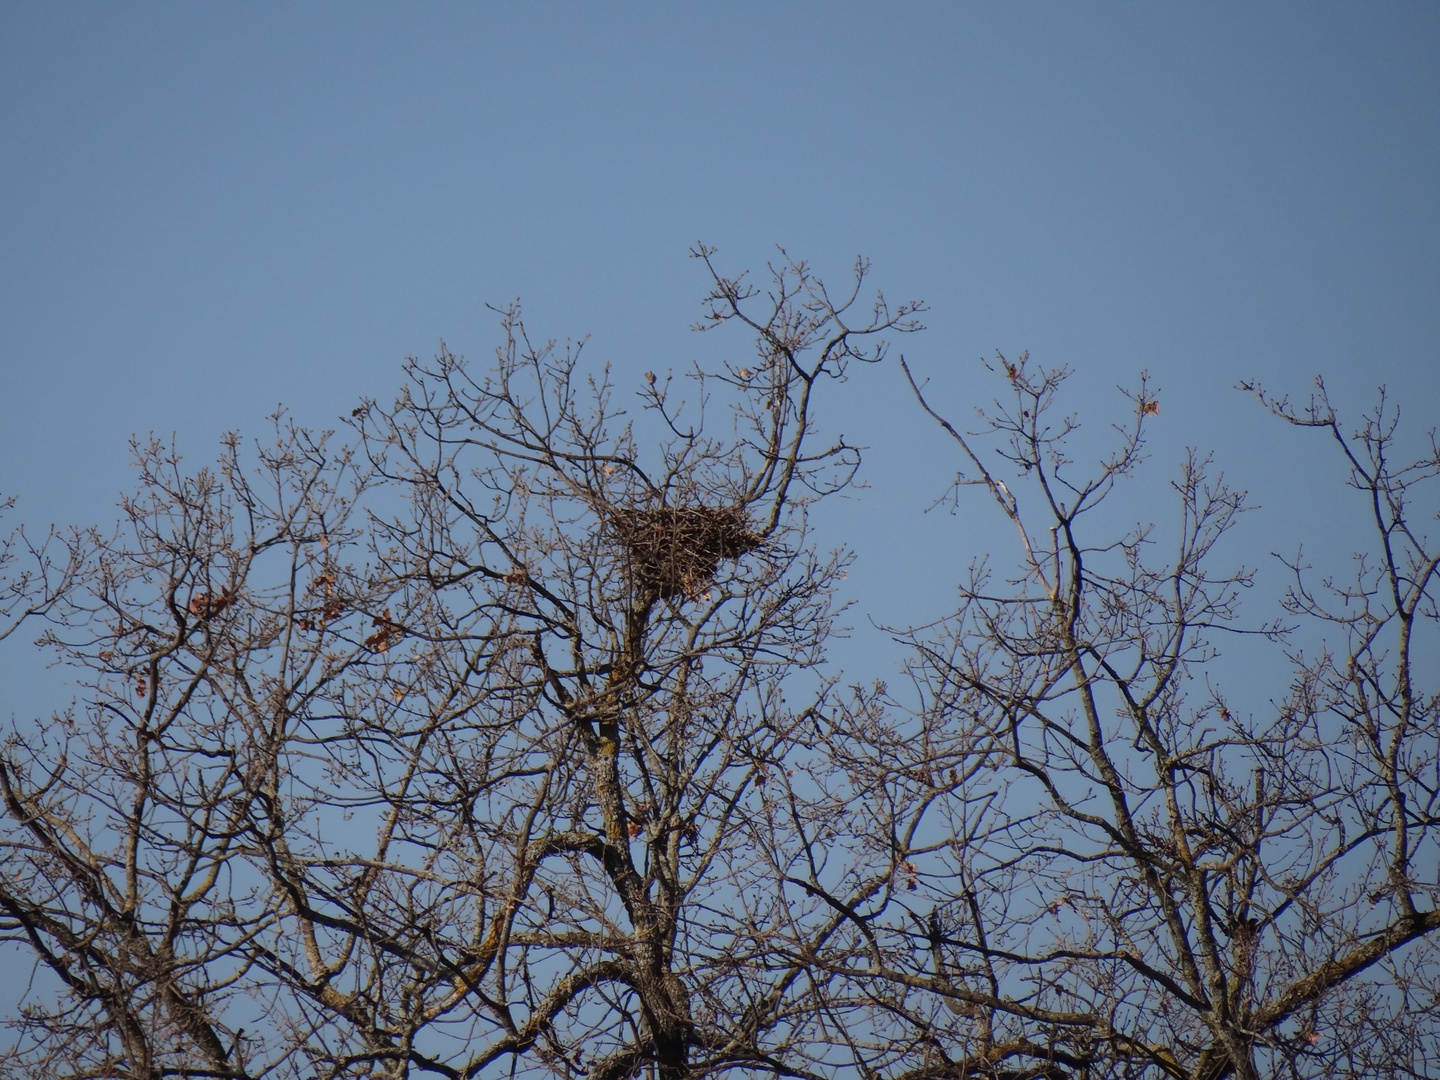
[4,252,1437,1080]
[772,355,1439,1079]
[0,247,926,1080]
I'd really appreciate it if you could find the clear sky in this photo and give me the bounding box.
[2,3,1438,675]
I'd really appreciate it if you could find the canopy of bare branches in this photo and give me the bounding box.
[0,248,1435,1080]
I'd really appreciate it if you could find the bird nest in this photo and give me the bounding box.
[608,505,763,599]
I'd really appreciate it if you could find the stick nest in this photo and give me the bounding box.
[608,505,763,599]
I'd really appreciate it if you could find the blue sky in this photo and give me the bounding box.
[2,2,1438,667]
